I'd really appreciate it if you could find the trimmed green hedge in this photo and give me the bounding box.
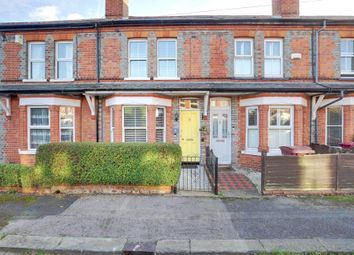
[33,143,182,187]
[0,164,32,187]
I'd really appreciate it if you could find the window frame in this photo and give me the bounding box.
[268,106,294,151]
[340,39,354,76]
[246,106,259,151]
[28,42,46,81]
[264,39,283,78]
[325,106,344,146]
[155,107,166,143]
[157,39,178,78]
[122,105,148,143]
[110,107,115,143]
[27,106,51,150]
[59,106,75,143]
[128,39,148,79]
[234,39,254,78]
[55,41,74,81]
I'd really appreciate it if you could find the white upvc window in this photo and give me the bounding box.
[268,106,293,150]
[326,106,343,146]
[123,106,147,143]
[264,39,283,78]
[157,39,177,78]
[246,107,259,151]
[341,39,354,76]
[110,107,115,143]
[235,39,254,77]
[28,42,46,81]
[28,107,50,150]
[156,107,166,142]
[55,41,73,80]
[59,106,75,142]
[128,40,148,78]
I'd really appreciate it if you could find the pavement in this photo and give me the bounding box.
[0,195,353,254]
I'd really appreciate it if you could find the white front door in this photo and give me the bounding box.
[210,99,231,164]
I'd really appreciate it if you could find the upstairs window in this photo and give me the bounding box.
[28,42,45,80]
[326,107,343,146]
[60,107,74,142]
[341,39,354,76]
[246,107,259,150]
[123,106,147,143]
[235,39,253,77]
[264,39,283,78]
[268,107,292,150]
[156,107,166,142]
[157,39,177,78]
[129,40,148,78]
[56,42,73,80]
[29,107,50,149]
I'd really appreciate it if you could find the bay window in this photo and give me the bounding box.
[246,107,259,150]
[60,107,74,142]
[123,106,147,143]
[28,42,45,80]
[156,107,166,142]
[264,39,283,78]
[28,107,50,149]
[268,107,292,150]
[235,39,253,77]
[55,42,73,80]
[157,39,177,78]
[129,40,148,78]
[326,106,343,146]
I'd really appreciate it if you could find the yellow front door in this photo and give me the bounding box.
[180,110,200,158]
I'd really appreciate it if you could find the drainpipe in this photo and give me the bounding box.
[95,23,101,83]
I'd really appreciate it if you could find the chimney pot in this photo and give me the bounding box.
[272,0,299,17]
[106,0,129,19]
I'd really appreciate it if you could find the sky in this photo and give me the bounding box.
[0,0,354,23]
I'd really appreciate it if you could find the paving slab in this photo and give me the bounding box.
[57,236,126,254]
[0,235,62,251]
[191,240,264,254]
[319,238,354,253]
[260,238,327,253]
[156,240,190,255]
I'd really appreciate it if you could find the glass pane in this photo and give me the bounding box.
[248,108,258,126]
[58,43,73,59]
[58,61,73,79]
[270,109,278,126]
[265,41,280,57]
[60,107,74,128]
[61,129,73,143]
[279,108,291,126]
[30,108,49,126]
[124,107,146,128]
[156,129,164,142]
[341,40,354,55]
[125,129,147,143]
[130,60,147,77]
[278,129,291,146]
[158,60,177,77]
[235,58,252,76]
[268,129,279,149]
[111,108,115,128]
[156,108,165,127]
[30,44,45,59]
[327,127,342,146]
[327,107,342,125]
[30,129,50,149]
[130,41,147,59]
[180,99,199,109]
[265,59,281,76]
[31,62,45,80]
[222,114,228,138]
[212,114,218,139]
[158,41,176,58]
[247,129,259,149]
[211,99,230,108]
[236,41,251,55]
[269,129,291,149]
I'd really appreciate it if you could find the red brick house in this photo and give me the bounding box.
[0,0,353,170]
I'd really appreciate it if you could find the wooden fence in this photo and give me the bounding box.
[261,152,354,195]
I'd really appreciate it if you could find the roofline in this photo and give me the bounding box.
[3,17,354,32]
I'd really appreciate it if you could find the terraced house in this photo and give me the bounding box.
[0,0,353,170]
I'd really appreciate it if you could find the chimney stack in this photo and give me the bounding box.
[106,0,129,19]
[272,0,299,17]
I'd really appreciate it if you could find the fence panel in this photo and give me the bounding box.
[338,154,354,190]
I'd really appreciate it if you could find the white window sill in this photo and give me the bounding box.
[124,77,150,81]
[267,150,282,156]
[22,79,47,83]
[241,150,261,156]
[263,76,284,79]
[50,79,74,82]
[18,149,37,155]
[153,77,181,81]
[234,75,254,79]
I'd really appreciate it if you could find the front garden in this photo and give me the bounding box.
[0,143,182,194]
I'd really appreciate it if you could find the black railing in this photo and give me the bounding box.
[206,147,219,195]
